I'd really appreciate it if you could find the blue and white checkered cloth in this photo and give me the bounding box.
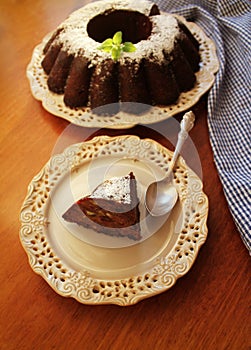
[156,0,251,253]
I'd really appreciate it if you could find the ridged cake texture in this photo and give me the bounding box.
[41,0,200,111]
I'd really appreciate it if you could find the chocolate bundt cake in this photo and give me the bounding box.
[41,0,200,111]
[63,172,141,241]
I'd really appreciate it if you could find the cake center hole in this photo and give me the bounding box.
[87,10,152,44]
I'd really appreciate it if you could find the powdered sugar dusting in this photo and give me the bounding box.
[122,15,179,63]
[90,175,131,203]
[51,0,180,65]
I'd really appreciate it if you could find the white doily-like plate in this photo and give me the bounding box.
[27,15,219,129]
[20,135,208,306]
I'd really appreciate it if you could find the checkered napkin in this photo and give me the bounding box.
[156,0,251,253]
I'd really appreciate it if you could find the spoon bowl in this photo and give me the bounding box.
[145,111,195,216]
[146,175,178,217]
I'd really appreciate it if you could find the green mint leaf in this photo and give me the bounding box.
[123,42,136,53]
[101,46,113,53]
[113,31,122,45]
[97,38,113,50]
[102,38,113,46]
[98,38,113,50]
[111,46,121,61]
[98,44,112,52]
[97,31,136,61]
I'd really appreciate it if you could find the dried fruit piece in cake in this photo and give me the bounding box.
[62,172,141,241]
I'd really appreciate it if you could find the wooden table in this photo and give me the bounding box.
[0,1,250,349]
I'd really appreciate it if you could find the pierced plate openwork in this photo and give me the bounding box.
[20,135,208,306]
[27,15,219,129]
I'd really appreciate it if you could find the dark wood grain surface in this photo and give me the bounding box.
[0,1,250,349]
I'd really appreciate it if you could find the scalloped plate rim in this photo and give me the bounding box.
[19,135,209,306]
[26,14,219,129]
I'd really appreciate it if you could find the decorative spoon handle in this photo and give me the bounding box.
[168,111,195,175]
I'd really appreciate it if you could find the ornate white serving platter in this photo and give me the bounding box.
[20,135,208,306]
[27,15,219,129]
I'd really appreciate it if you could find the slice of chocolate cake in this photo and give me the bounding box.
[63,172,141,241]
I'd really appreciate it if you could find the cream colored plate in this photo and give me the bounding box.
[58,156,169,249]
[26,15,219,129]
[20,135,208,306]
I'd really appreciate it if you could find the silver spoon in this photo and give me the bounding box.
[145,111,195,216]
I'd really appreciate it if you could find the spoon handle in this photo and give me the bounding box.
[168,111,195,174]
